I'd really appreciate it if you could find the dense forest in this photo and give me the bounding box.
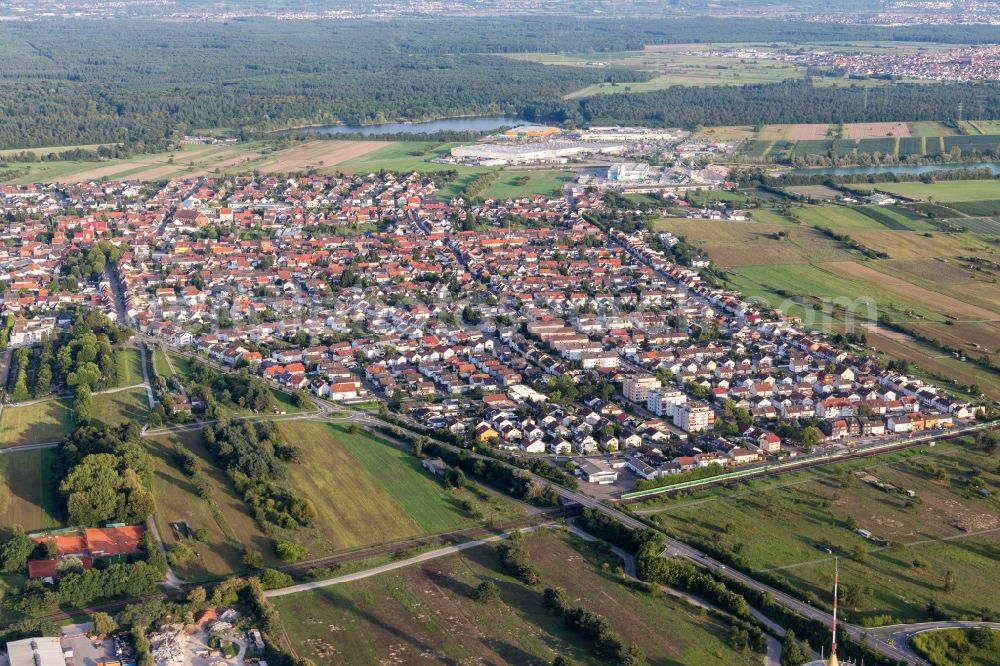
[556,81,1000,128]
[1,17,998,149]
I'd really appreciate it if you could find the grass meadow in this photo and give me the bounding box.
[150,422,524,580]
[0,387,149,447]
[272,529,760,665]
[642,438,1000,624]
[114,348,145,387]
[0,448,61,536]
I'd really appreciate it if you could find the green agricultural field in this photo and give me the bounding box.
[114,348,145,388]
[669,195,1000,396]
[641,439,1000,625]
[959,217,1000,235]
[0,448,61,536]
[858,180,1000,203]
[652,218,855,267]
[741,140,773,157]
[898,136,925,157]
[948,200,1000,217]
[272,529,759,665]
[852,205,937,232]
[908,121,953,137]
[484,169,572,200]
[148,430,268,580]
[791,204,888,230]
[0,143,103,157]
[269,422,522,557]
[967,120,1000,135]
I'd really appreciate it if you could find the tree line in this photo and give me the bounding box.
[202,420,316,529]
[528,80,1000,130]
[4,17,997,151]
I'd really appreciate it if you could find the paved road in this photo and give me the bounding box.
[0,441,61,454]
[265,526,541,599]
[865,621,1000,664]
[146,515,186,589]
[5,382,148,408]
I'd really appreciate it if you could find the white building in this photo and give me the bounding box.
[9,317,57,347]
[578,460,619,484]
[7,637,66,666]
[647,386,687,417]
[450,140,625,166]
[673,401,715,433]
[623,374,661,404]
[608,162,650,182]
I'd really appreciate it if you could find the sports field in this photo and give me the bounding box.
[272,528,759,665]
[0,448,61,536]
[641,439,1000,625]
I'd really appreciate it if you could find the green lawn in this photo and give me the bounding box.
[91,388,150,425]
[726,262,940,323]
[0,399,74,446]
[272,529,759,665]
[912,628,1000,666]
[642,439,1000,624]
[0,448,61,536]
[0,386,151,446]
[114,348,145,387]
[152,349,172,378]
[484,169,572,200]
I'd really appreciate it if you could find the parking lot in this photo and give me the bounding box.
[61,624,132,666]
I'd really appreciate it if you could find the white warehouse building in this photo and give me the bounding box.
[451,140,626,165]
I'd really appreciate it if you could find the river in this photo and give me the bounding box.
[283,115,521,136]
[790,161,1000,177]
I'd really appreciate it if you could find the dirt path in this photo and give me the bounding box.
[264,526,543,598]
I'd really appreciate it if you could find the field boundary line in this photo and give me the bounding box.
[754,526,1000,574]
